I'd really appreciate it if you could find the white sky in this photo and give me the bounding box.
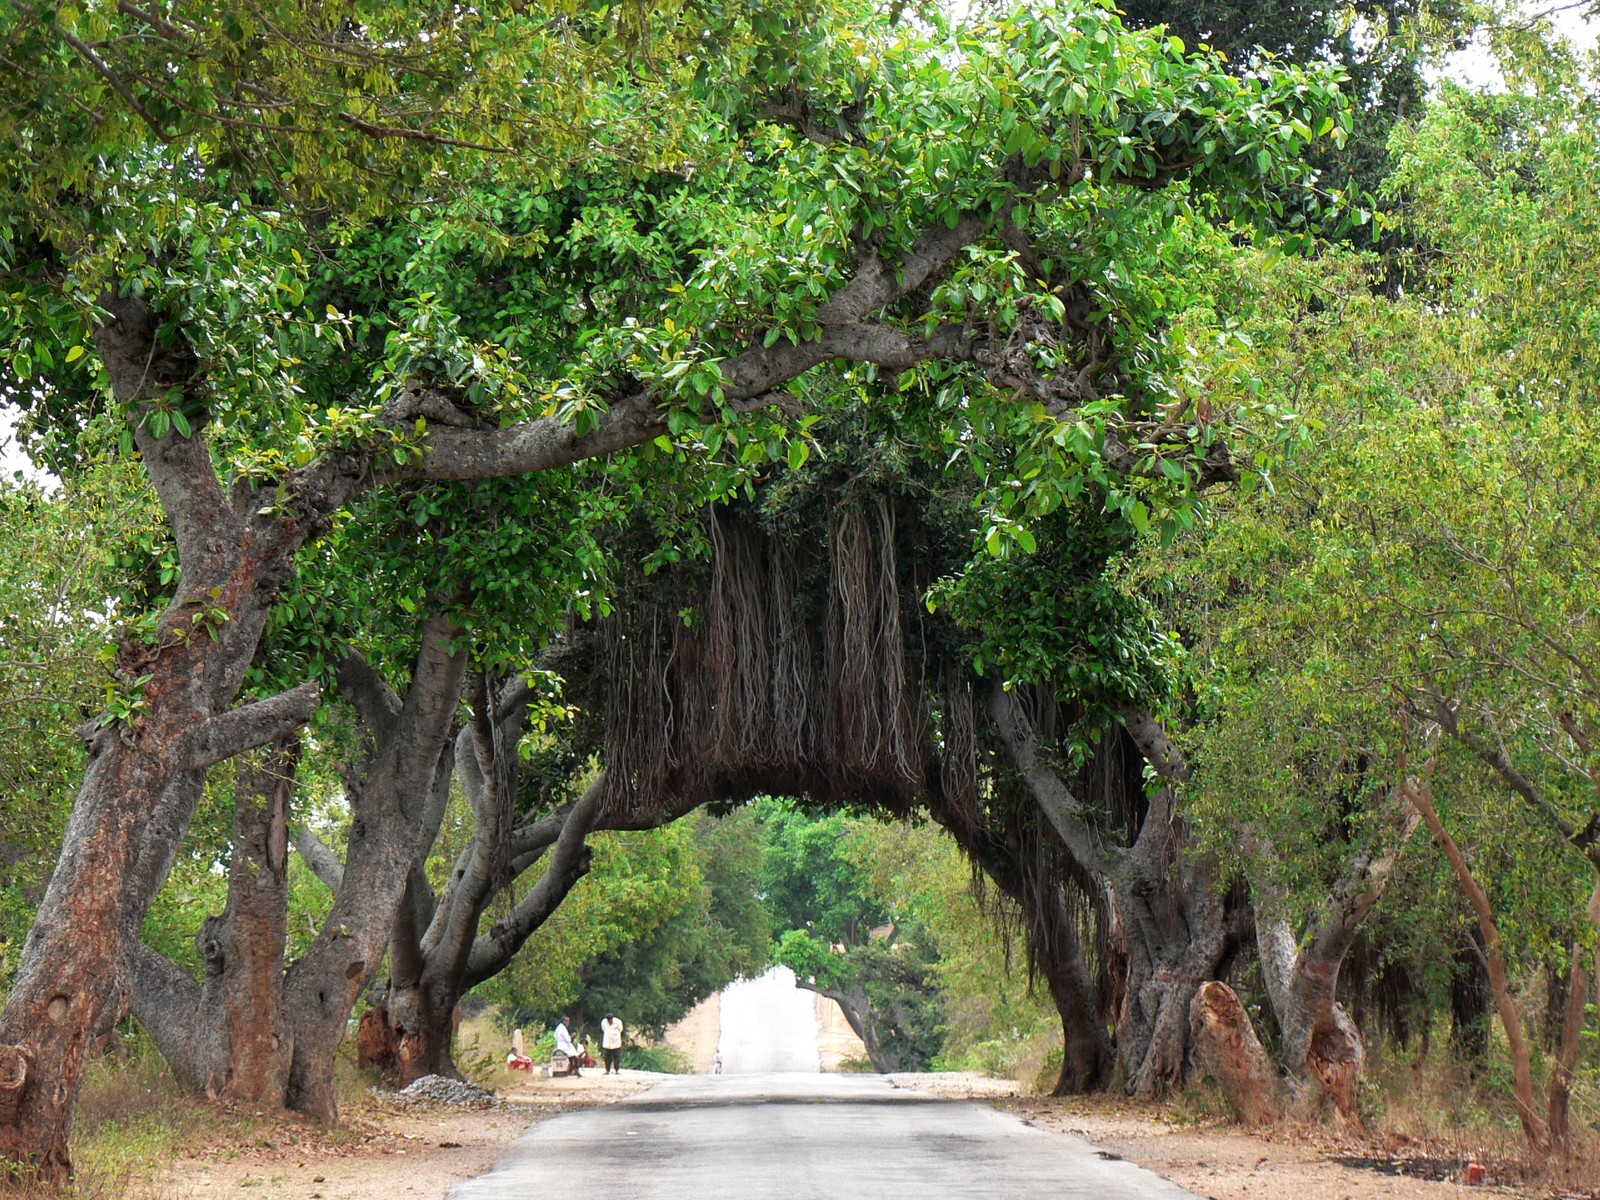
[1443,1,1598,84]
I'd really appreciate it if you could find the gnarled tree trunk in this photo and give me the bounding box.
[1189,981,1293,1126]
[281,626,465,1121]
[363,774,608,1085]
[1253,784,1420,1122]
[0,295,320,1175]
[128,740,300,1104]
[1112,706,1239,1099]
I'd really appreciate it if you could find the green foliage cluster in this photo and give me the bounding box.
[1138,44,1600,1006]
[577,808,771,1037]
[478,810,767,1036]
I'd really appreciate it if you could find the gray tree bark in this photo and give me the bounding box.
[280,623,467,1121]
[1252,784,1420,1122]
[1110,705,1241,1100]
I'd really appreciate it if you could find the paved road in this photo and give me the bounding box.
[716,966,820,1074]
[448,1073,1199,1200]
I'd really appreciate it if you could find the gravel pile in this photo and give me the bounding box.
[386,1074,505,1109]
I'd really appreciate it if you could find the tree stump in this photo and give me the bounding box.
[1188,981,1293,1126]
[356,1008,397,1072]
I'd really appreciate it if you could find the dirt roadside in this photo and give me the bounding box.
[153,1068,1560,1200]
[156,1072,657,1200]
[151,988,1581,1200]
[885,1073,1541,1199]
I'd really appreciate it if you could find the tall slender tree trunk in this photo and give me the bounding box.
[282,625,465,1121]
[1404,778,1549,1153]
[934,804,1112,1094]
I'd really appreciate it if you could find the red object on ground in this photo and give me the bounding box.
[1466,1162,1486,1185]
[506,1053,534,1072]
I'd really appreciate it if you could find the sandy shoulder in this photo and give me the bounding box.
[886,1075,1524,1200]
[160,1069,1536,1200]
[158,1071,663,1200]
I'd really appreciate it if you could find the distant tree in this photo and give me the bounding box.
[579,809,770,1038]
[761,801,945,1072]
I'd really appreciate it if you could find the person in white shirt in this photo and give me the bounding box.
[600,1013,624,1075]
[553,1015,582,1076]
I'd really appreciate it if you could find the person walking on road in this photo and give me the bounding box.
[554,1015,582,1076]
[600,1013,624,1075]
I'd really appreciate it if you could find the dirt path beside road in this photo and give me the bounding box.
[155,1069,1547,1200]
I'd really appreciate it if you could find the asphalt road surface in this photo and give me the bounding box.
[716,965,820,1074]
[448,1072,1199,1200]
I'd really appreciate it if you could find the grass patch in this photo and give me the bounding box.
[622,1043,690,1073]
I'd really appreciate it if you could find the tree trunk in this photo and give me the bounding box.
[1036,911,1114,1095]
[1110,827,1233,1098]
[975,688,1113,1092]
[1252,786,1420,1122]
[1257,920,1366,1121]
[1189,980,1294,1126]
[217,740,298,1102]
[1112,708,1238,1099]
[358,984,462,1083]
[1404,778,1549,1153]
[802,981,896,1072]
[1548,882,1600,1154]
[937,811,1113,1094]
[282,623,466,1121]
[128,741,299,1104]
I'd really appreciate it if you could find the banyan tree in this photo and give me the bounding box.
[576,466,1245,1097]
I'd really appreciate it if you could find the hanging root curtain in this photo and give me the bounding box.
[597,500,985,822]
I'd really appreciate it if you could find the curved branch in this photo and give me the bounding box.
[986,683,1112,876]
[177,682,320,772]
[336,649,403,739]
[463,778,607,989]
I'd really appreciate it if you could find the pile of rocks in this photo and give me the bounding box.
[386,1074,505,1109]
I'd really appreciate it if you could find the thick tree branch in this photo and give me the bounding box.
[92,293,233,573]
[292,827,345,895]
[176,682,320,772]
[506,810,568,877]
[1117,704,1192,783]
[335,648,403,741]
[1305,784,1423,970]
[463,778,607,989]
[391,738,457,984]
[987,683,1112,876]
[425,676,518,980]
[124,940,201,1075]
